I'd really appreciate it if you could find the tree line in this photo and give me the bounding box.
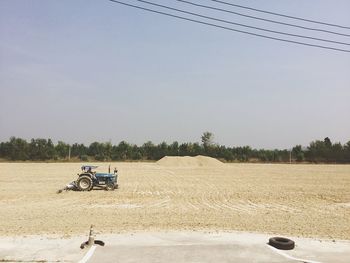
[0,134,349,163]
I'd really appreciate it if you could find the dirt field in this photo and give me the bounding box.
[0,161,349,239]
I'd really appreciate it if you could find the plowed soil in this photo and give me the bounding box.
[0,162,349,239]
[157,155,224,167]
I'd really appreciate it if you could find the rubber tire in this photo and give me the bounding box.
[106,184,115,191]
[94,240,105,246]
[269,237,295,250]
[77,176,93,191]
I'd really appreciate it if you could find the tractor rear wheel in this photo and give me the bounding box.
[77,176,93,191]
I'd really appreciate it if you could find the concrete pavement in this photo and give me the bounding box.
[1,231,349,262]
[87,232,350,263]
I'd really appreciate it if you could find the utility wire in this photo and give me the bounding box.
[208,0,350,30]
[134,0,350,46]
[177,0,350,37]
[107,0,350,53]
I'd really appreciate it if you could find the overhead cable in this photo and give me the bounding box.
[134,0,350,46]
[208,0,350,30]
[107,0,350,53]
[176,0,350,37]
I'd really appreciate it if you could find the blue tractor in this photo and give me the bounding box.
[75,165,119,191]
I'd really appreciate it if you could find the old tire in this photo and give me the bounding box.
[269,237,295,250]
[77,176,93,191]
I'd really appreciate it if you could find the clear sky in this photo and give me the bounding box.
[1,0,349,149]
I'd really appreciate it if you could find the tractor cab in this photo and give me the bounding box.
[81,165,98,174]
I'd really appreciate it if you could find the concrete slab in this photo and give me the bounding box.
[87,232,350,263]
[89,244,294,263]
[0,235,86,262]
[1,231,349,263]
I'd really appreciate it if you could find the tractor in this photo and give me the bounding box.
[76,165,119,191]
[57,165,118,193]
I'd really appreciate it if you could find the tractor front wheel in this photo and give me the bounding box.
[77,176,93,191]
[106,183,115,191]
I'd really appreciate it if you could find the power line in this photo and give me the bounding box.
[134,0,350,46]
[107,0,350,53]
[177,0,350,37]
[208,0,350,30]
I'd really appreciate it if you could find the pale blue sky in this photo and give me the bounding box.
[1,0,349,149]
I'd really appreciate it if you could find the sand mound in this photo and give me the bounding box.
[156,155,223,167]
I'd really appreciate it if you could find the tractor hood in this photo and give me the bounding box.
[95,173,115,178]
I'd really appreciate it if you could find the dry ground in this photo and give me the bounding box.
[0,162,349,239]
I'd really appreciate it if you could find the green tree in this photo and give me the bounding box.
[88,141,112,161]
[155,142,169,160]
[111,141,132,160]
[305,138,334,163]
[0,136,349,163]
[28,138,55,160]
[324,137,332,148]
[55,141,69,159]
[292,145,305,162]
[344,141,350,162]
[130,145,142,160]
[71,143,88,158]
[331,142,343,162]
[201,132,214,147]
[142,141,156,160]
[88,142,103,157]
[7,137,29,160]
[168,141,179,156]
